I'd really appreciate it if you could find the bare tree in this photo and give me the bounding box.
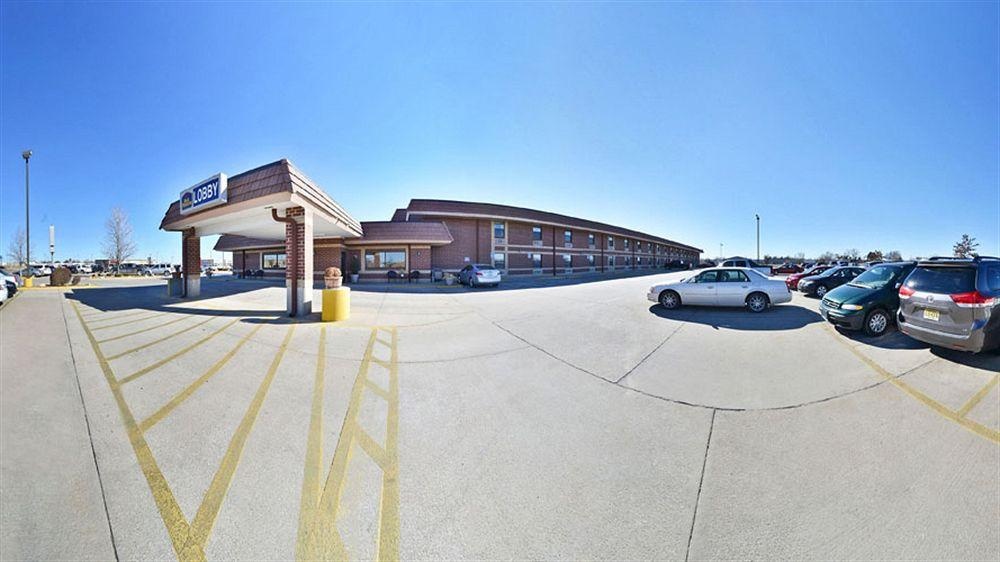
[841,248,861,262]
[953,234,979,258]
[102,207,137,274]
[866,250,884,262]
[817,251,836,263]
[6,227,31,271]
[884,250,903,261]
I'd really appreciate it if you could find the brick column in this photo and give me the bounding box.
[182,228,201,297]
[284,207,313,316]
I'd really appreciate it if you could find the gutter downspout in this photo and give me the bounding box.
[272,209,297,317]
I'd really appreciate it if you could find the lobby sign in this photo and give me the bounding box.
[179,173,228,215]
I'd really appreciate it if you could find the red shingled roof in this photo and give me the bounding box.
[403,199,702,252]
[344,221,453,245]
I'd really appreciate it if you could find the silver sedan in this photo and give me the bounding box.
[647,267,792,312]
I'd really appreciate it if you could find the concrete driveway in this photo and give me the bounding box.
[2,273,997,560]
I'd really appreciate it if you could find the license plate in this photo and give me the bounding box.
[923,309,940,321]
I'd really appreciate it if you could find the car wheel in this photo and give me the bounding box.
[659,290,681,310]
[815,284,828,298]
[864,309,890,337]
[746,292,769,313]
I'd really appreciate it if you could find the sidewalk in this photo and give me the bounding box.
[0,291,116,560]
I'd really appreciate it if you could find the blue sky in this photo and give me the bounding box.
[2,1,998,263]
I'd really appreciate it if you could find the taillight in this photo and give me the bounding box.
[950,291,996,308]
[899,285,915,297]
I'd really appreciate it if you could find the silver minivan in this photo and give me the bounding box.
[897,257,999,353]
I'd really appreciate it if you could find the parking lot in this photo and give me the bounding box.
[2,272,997,560]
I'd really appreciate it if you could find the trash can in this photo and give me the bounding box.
[322,287,350,322]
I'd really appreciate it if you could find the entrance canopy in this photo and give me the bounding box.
[159,159,362,239]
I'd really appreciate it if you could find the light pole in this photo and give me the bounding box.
[755,214,760,261]
[719,242,724,260]
[22,150,32,275]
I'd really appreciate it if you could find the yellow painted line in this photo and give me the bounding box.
[184,324,295,553]
[365,378,390,400]
[90,311,167,331]
[296,327,331,560]
[355,428,390,471]
[957,374,999,418]
[97,314,193,344]
[824,324,999,444]
[105,316,217,361]
[298,325,402,561]
[139,324,265,432]
[71,302,202,560]
[376,327,400,562]
[82,309,148,322]
[117,318,240,384]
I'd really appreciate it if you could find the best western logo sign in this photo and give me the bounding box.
[179,173,228,215]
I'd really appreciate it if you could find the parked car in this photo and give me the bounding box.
[4,280,15,299]
[458,264,502,287]
[693,260,716,269]
[785,265,834,291]
[142,263,174,276]
[719,257,772,276]
[819,262,917,336]
[797,266,865,298]
[772,263,804,274]
[664,260,692,270]
[0,267,19,287]
[29,264,52,276]
[897,256,999,353]
[648,267,791,313]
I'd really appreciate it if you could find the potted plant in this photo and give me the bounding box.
[349,255,360,283]
[444,272,456,286]
[324,267,343,289]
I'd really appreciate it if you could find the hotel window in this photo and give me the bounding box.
[532,253,542,268]
[588,233,595,246]
[493,222,505,239]
[563,254,572,267]
[626,256,632,266]
[587,255,595,266]
[608,256,615,267]
[262,252,286,269]
[364,249,406,271]
[564,230,572,244]
[637,257,642,266]
[624,239,630,250]
[532,226,542,241]
[607,236,614,250]
[493,252,506,270]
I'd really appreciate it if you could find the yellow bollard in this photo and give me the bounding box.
[23,277,33,288]
[322,287,350,322]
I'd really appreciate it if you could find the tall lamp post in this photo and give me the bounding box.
[719,242,724,260]
[755,214,760,261]
[22,150,32,276]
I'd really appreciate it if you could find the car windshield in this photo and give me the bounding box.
[475,265,496,271]
[848,265,899,289]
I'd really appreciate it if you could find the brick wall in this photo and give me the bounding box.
[285,207,305,280]
[314,245,342,272]
[410,245,431,271]
[182,229,200,275]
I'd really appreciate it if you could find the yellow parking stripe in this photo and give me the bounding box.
[72,302,200,560]
[139,324,265,432]
[117,318,240,384]
[90,312,166,331]
[297,326,400,561]
[106,317,216,360]
[824,325,999,444]
[957,374,999,418]
[97,314,195,344]
[184,325,295,554]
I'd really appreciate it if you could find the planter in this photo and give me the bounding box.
[350,273,359,283]
[323,267,343,289]
[445,277,455,286]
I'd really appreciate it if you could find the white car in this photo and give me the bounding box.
[647,267,792,313]
[142,263,174,276]
[719,257,773,276]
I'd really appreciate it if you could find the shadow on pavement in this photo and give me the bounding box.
[833,327,929,350]
[647,303,823,331]
[930,347,1000,372]
[65,280,286,319]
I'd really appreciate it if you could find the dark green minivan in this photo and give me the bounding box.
[819,262,917,336]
